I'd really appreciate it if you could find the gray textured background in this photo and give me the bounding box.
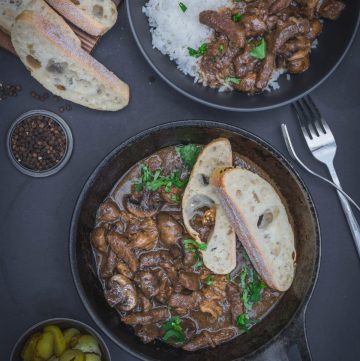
[1,6,359,361]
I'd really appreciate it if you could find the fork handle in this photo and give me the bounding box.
[326,163,360,256]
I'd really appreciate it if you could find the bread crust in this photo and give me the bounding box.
[11,10,129,111]
[0,0,80,47]
[46,0,118,36]
[213,167,295,291]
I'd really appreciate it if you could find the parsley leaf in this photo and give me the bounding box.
[205,275,214,286]
[183,239,208,251]
[176,144,201,170]
[239,266,266,310]
[134,165,188,193]
[218,44,225,53]
[225,76,241,85]
[170,194,181,204]
[193,252,204,270]
[162,317,185,344]
[188,43,208,58]
[179,2,187,12]
[236,314,256,332]
[232,12,242,22]
[250,38,266,60]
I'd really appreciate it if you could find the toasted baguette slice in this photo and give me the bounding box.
[212,167,295,291]
[11,11,129,111]
[0,0,80,47]
[182,138,236,274]
[46,0,117,36]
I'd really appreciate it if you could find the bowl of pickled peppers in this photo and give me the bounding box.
[11,318,111,361]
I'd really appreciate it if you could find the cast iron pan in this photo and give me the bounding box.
[70,121,321,361]
[126,0,360,112]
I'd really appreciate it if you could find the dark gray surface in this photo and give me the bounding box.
[0,6,359,361]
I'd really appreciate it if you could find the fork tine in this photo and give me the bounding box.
[298,98,320,137]
[292,102,313,143]
[306,96,331,134]
[303,96,327,135]
[296,99,319,140]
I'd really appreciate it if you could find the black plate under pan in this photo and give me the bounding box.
[127,0,360,111]
[70,121,321,361]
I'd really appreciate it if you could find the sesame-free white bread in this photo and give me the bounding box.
[0,0,80,47]
[182,138,236,274]
[46,0,117,36]
[213,167,295,291]
[11,11,129,111]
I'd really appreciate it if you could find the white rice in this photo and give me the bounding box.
[143,0,231,80]
[143,0,297,92]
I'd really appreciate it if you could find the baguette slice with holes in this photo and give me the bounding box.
[11,10,129,111]
[182,138,236,274]
[212,167,295,291]
[0,0,80,47]
[46,0,118,36]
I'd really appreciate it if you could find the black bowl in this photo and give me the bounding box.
[10,318,111,361]
[70,121,321,361]
[127,0,360,111]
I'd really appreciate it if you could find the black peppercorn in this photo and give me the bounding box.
[10,115,67,171]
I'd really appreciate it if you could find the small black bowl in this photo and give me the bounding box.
[10,318,111,361]
[127,0,360,111]
[7,110,73,178]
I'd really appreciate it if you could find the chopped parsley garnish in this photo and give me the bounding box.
[179,2,187,12]
[218,44,225,53]
[176,144,201,170]
[193,252,204,270]
[232,12,242,22]
[204,275,214,286]
[182,239,206,270]
[225,273,231,283]
[188,43,208,58]
[162,317,185,344]
[225,76,241,85]
[170,194,181,204]
[250,38,267,60]
[240,266,266,310]
[134,164,188,193]
[236,314,256,332]
[183,239,208,252]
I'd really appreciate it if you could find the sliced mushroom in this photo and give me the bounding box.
[157,212,183,246]
[169,292,202,309]
[179,272,200,291]
[139,250,173,269]
[121,307,170,326]
[182,328,236,351]
[227,284,244,323]
[135,271,160,298]
[116,259,134,279]
[124,189,162,218]
[104,274,137,311]
[100,249,117,278]
[134,324,160,344]
[107,231,138,272]
[128,218,158,250]
[90,227,107,253]
[199,300,222,322]
[98,199,122,222]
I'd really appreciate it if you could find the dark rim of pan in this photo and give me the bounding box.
[6,109,74,178]
[126,0,360,112]
[69,120,321,360]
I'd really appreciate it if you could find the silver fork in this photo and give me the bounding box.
[293,95,360,256]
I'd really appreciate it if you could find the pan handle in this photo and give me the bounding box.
[252,309,312,361]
